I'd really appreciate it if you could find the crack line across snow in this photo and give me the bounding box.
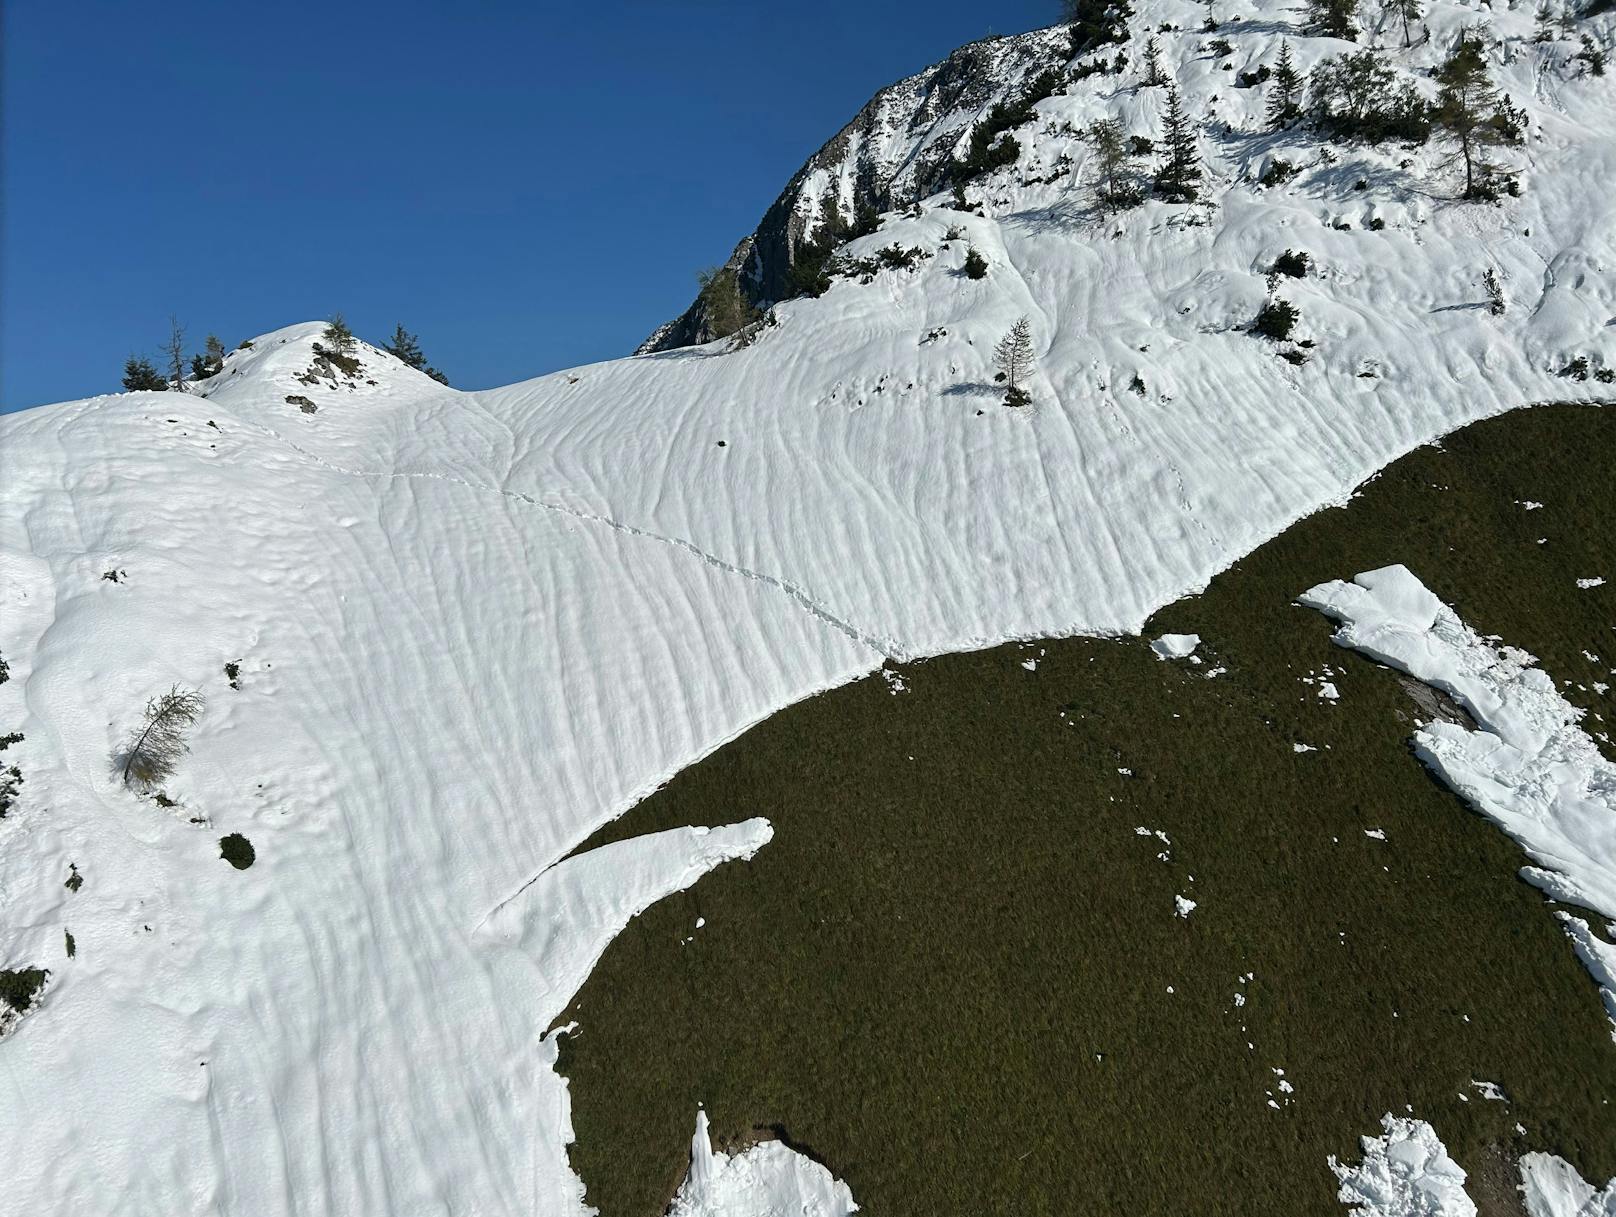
[230,416,907,662]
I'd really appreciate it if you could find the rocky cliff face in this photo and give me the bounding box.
[637,24,1070,353]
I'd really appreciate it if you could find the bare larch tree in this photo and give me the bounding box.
[120,686,205,788]
[995,316,1036,407]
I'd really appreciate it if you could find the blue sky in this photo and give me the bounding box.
[2,0,1055,411]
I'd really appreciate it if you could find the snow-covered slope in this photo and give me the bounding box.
[2,0,1614,1212]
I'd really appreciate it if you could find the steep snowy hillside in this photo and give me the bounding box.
[1,0,1614,1212]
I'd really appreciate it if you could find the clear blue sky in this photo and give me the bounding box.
[2,0,1055,411]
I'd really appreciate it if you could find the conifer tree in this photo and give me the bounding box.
[1532,2,1554,43]
[322,314,356,355]
[122,356,167,392]
[1143,35,1167,85]
[1433,31,1521,198]
[384,323,424,367]
[1154,84,1203,202]
[1265,40,1302,128]
[383,324,450,385]
[1063,0,1133,56]
[1087,118,1142,209]
[190,334,226,381]
[994,316,1036,407]
[1306,0,1359,39]
[1384,0,1421,46]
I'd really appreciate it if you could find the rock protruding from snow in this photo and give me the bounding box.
[668,1110,859,1217]
[1330,1115,1478,1217]
[1300,565,1616,1031]
[1521,1152,1616,1217]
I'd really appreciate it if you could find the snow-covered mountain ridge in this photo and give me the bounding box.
[645,0,1615,352]
[1,0,1614,1212]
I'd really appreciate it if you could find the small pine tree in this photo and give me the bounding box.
[1143,36,1167,86]
[995,316,1036,406]
[1532,2,1554,43]
[1575,33,1606,76]
[189,333,226,381]
[322,314,356,355]
[1433,31,1521,199]
[1306,0,1359,39]
[379,324,449,381]
[1482,267,1505,315]
[383,323,424,367]
[383,324,450,385]
[964,247,990,279]
[1266,40,1302,128]
[122,356,167,392]
[1087,118,1143,210]
[1154,85,1203,202]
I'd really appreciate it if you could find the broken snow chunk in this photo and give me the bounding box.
[1330,1115,1477,1217]
[1578,577,1606,589]
[1151,633,1202,661]
[1174,895,1197,918]
[1365,829,1387,841]
[1319,681,1341,701]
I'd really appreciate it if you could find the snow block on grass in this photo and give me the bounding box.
[1150,633,1202,661]
[1521,1152,1616,1217]
[670,1109,858,1217]
[1330,1115,1477,1217]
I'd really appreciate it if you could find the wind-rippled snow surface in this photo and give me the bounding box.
[1,0,1613,1208]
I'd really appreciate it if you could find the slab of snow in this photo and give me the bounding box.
[1175,895,1197,918]
[1151,633,1202,661]
[1300,566,1616,1030]
[668,1110,858,1217]
[1330,1116,1477,1217]
[1521,1152,1616,1217]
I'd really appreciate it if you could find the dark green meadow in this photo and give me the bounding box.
[556,404,1616,1217]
